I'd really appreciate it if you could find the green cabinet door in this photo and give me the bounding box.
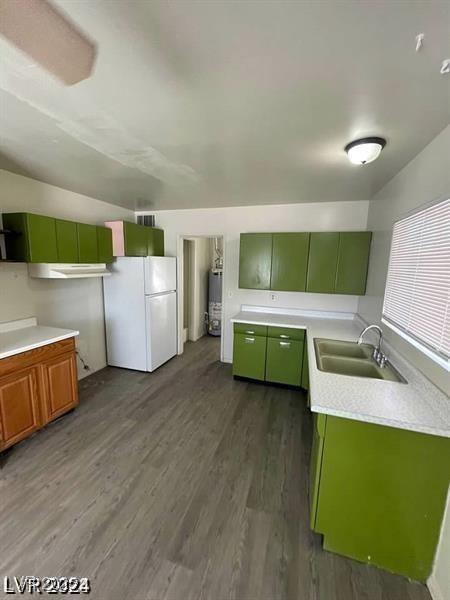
[306,232,340,293]
[97,226,113,263]
[147,228,164,256]
[310,413,326,529]
[270,232,310,291]
[123,222,147,256]
[335,232,372,295]
[239,233,273,289]
[77,223,98,263]
[3,213,58,263]
[315,417,450,581]
[232,333,267,381]
[265,337,303,386]
[55,219,78,263]
[301,344,309,391]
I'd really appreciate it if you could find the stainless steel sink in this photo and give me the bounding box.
[314,338,407,383]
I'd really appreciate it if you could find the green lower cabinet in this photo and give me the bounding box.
[265,337,303,386]
[56,219,78,263]
[97,226,113,263]
[147,228,164,256]
[309,413,326,529]
[335,232,372,295]
[232,333,267,381]
[239,233,273,289]
[302,345,309,391]
[3,213,58,263]
[77,223,98,263]
[313,415,450,581]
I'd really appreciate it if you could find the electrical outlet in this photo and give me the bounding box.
[270,292,277,301]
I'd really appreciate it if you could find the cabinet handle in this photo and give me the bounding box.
[244,337,255,343]
[280,341,291,348]
[245,330,255,334]
[280,334,290,339]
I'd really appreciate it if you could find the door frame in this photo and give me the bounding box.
[176,234,226,362]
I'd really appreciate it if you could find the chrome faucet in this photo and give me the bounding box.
[357,325,386,367]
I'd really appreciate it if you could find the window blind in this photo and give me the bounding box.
[382,198,450,366]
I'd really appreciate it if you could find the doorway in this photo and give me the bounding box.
[178,235,224,359]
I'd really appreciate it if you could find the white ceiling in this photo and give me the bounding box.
[0,0,449,210]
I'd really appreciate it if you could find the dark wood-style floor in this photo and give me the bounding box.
[1,336,430,600]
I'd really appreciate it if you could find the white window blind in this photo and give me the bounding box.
[382,198,450,369]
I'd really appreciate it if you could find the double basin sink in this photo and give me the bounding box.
[314,339,407,383]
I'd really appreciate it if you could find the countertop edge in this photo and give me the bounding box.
[310,405,450,438]
[0,331,79,360]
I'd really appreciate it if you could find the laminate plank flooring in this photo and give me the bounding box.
[0,336,431,600]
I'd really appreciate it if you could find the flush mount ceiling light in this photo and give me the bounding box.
[345,137,387,165]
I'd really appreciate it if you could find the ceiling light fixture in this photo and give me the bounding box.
[345,137,386,165]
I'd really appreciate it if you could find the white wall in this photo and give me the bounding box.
[140,200,369,362]
[358,126,449,393]
[0,170,134,378]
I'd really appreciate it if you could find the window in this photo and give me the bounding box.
[382,198,450,370]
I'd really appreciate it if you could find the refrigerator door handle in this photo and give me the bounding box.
[146,290,176,298]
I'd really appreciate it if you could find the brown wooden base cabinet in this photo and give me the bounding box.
[0,338,78,452]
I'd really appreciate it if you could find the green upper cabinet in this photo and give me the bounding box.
[97,226,113,263]
[306,232,340,293]
[239,233,273,289]
[55,219,78,263]
[3,213,57,263]
[124,222,148,256]
[147,227,165,256]
[77,223,98,263]
[335,232,372,295]
[270,232,310,291]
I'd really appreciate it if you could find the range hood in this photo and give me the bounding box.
[28,263,111,279]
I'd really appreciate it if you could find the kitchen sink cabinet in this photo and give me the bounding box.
[239,233,273,289]
[56,219,78,263]
[270,232,310,291]
[3,213,58,263]
[77,223,99,263]
[306,232,340,293]
[0,338,78,452]
[97,226,114,263]
[335,232,372,295]
[311,414,450,582]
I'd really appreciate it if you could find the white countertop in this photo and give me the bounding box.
[231,308,450,438]
[0,317,79,360]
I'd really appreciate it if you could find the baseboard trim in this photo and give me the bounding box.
[427,575,445,600]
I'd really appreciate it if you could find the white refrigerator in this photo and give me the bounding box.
[103,257,177,372]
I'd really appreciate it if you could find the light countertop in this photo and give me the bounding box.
[0,317,79,360]
[231,307,450,438]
